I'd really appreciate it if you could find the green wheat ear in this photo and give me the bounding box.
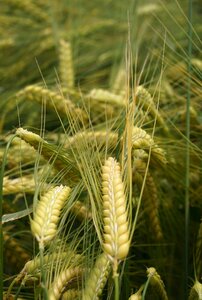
[188,281,202,300]
[82,252,111,300]
[146,267,168,300]
[101,157,130,275]
[31,185,71,248]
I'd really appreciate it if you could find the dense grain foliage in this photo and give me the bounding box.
[1,1,201,300]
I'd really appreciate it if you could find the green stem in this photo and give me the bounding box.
[185,0,192,298]
[142,276,151,300]
[114,274,119,300]
[39,243,48,300]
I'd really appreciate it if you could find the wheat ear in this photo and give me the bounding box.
[3,176,37,195]
[67,130,118,150]
[48,266,83,300]
[16,128,78,182]
[61,289,81,300]
[102,157,130,276]
[6,0,48,21]
[135,86,169,134]
[71,200,92,221]
[146,267,168,300]
[30,185,71,248]
[87,88,125,107]
[132,155,163,241]
[188,281,202,300]
[16,85,87,120]
[132,127,167,166]
[82,253,111,300]
[59,40,74,89]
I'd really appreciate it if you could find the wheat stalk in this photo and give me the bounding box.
[30,185,71,248]
[102,157,130,276]
[82,252,110,300]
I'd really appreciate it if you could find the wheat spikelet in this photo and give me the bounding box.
[135,86,169,133]
[189,281,202,300]
[59,40,74,89]
[82,253,110,300]
[147,267,168,300]
[48,266,83,300]
[132,155,163,240]
[102,157,130,275]
[30,185,71,247]
[132,127,167,166]
[16,85,87,120]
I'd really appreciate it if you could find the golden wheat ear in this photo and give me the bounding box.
[101,157,130,275]
[30,185,71,248]
[48,266,83,300]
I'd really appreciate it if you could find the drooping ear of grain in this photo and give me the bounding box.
[48,266,83,300]
[101,157,130,274]
[30,185,71,248]
[147,267,168,300]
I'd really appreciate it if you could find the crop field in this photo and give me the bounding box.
[0,1,201,299]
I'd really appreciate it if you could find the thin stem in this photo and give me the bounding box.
[185,0,192,298]
[114,274,119,300]
[142,276,151,300]
[0,135,17,299]
[39,243,48,300]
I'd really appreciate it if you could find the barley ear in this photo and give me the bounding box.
[188,281,202,300]
[30,185,71,248]
[82,253,111,300]
[147,267,168,300]
[48,267,83,300]
[59,40,74,89]
[102,157,130,276]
